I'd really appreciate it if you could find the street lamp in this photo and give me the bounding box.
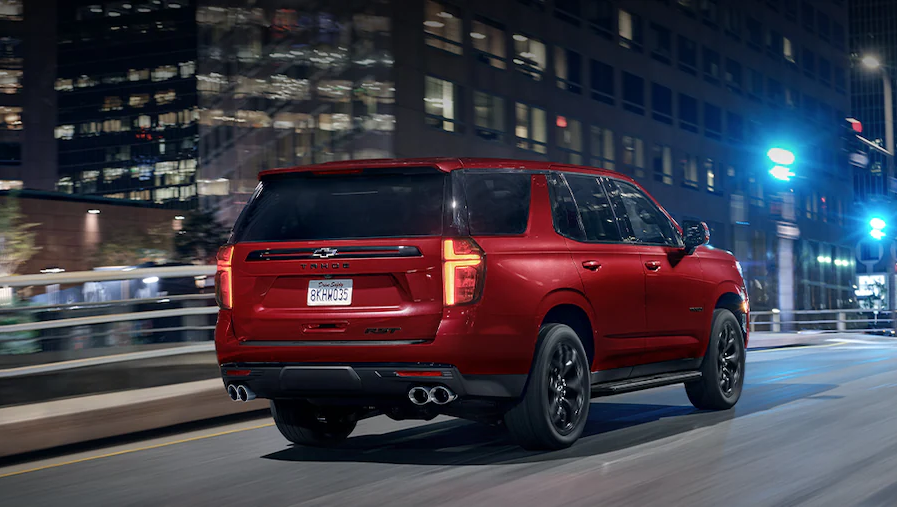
[863,55,882,70]
[860,54,894,190]
[870,217,887,240]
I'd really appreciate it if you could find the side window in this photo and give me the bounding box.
[605,179,680,246]
[560,173,622,242]
[463,171,531,235]
[547,172,585,240]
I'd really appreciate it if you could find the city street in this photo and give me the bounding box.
[2,336,896,507]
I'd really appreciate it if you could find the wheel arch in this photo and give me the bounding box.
[712,283,748,346]
[535,289,596,367]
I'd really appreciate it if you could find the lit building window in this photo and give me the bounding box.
[317,80,353,102]
[783,36,796,65]
[473,91,504,141]
[513,33,547,81]
[159,112,178,126]
[622,135,645,178]
[128,68,150,81]
[424,0,462,55]
[0,0,23,21]
[155,89,176,105]
[102,119,124,133]
[152,65,177,81]
[130,94,150,108]
[57,177,74,193]
[618,9,643,52]
[55,78,74,91]
[318,113,351,132]
[103,73,127,85]
[471,17,506,69]
[590,126,615,171]
[269,75,310,100]
[556,116,583,165]
[76,75,99,88]
[681,154,699,188]
[101,96,123,111]
[0,69,23,94]
[555,47,583,94]
[136,115,152,128]
[515,103,547,154]
[0,106,22,130]
[424,76,461,133]
[179,61,196,78]
[103,168,127,182]
[653,144,673,185]
[55,125,75,140]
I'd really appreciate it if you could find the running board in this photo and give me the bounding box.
[591,371,702,396]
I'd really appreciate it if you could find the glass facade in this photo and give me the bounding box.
[56,0,199,207]
[196,0,394,222]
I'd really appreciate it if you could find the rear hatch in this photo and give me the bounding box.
[228,166,450,344]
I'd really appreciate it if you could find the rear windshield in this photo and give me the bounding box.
[231,169,446,242]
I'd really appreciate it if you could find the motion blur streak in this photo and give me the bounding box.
[3,337,897,506]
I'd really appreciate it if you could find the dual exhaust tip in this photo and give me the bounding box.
[227,384,256,402]
[408,385,457,406]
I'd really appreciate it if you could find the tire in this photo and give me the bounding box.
[686,309,745,410]
[504,323,591,450]
[270,400,359,447]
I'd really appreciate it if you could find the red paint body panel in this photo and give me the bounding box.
[216,157,748,386]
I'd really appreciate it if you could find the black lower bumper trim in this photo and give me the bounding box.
[220,363,526,401]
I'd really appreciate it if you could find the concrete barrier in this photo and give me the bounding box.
[0,379,266,458]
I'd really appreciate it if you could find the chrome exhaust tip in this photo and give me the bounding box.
[236,384,256,402]
[429,386,457,405]
[226,384,239,401]
[408,386,431,405]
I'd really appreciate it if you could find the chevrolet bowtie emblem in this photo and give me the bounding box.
[312,248,339,259]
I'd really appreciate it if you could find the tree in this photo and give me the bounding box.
[0,192,40,277]
[94,227,171,268]
[173,209,229,264]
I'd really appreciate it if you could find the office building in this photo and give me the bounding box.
[55,0,198,207]
[0,0,57,191]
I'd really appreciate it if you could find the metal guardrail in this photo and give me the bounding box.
[750,308,895,333]
[0,266,219,360]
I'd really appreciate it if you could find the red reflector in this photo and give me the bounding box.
[226,369,251,377]
[395,371,444,377]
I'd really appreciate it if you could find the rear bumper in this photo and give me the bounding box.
[220,363,526,401]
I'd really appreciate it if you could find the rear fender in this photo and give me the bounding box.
[532,288,596,360]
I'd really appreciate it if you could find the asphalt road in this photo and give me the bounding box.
[3,336,897,507]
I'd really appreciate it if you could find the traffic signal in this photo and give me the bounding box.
[767,147,796,181]
[870,217,887,240]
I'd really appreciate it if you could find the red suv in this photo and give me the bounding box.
[215,158,748,450]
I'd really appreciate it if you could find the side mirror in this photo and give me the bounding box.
[683,220,710,254]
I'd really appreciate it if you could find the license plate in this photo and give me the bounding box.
[307,279,353,306]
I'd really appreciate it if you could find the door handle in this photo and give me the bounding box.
[582,260,602,271]
[645,261,662,271]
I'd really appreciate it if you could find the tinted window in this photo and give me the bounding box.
[463,171,531,235]
[606,179,679,246]
[232,170,446,242]
[563,173,621,242]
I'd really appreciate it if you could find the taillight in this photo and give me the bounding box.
[443,238,485,306]
[215,245,234,309]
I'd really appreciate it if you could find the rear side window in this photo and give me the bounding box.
[462,171,531,235]
[560,173,622,242]
[231,169,446,242]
